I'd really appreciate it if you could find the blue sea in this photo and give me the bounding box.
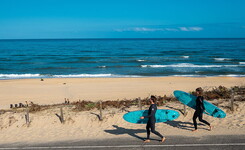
[0,38,244,79]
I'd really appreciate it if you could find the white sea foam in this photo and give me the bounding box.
[56,74,141,78]
[214,58,232,61]
[0,73,244,79]
[0,74,42,79]
[141,63,240,68]
[53,74,113,78]
[173,74,245,77]
[172,75,203,77]
[137,59,146,62]
[0,74,145,79]
[98,66,107,68]
[181,56,189,58]
[218,74,245,77]
[239,62,245,65]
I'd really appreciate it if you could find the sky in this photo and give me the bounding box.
[0,0,245,39]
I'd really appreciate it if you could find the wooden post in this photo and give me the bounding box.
[117,100,120,108]
[60,107,64,123]
[55,107,64,123]
[25,108,30,126]
[231,90,234,112]
[183,104,187,117]
[138,97,142,110]
[99,101,103,121]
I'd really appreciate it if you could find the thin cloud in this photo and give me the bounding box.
[115,26,203,32]
[179,27,203,31]
[165,28,179,31]
[179,27,189,31]
[115,27,165,32]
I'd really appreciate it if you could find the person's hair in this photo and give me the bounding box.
[150,95,157,103]
[196,87,203,95]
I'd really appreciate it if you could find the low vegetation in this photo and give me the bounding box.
[4,85,245,113]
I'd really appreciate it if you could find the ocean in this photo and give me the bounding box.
[0,38,244,79]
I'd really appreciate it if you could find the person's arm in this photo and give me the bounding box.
[195,97,199,109]
[144,105,156,118]
[201,97,205,110]
[201,97,210,114]
[197,96,205,110]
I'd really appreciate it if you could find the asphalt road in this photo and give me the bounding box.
[0,135,244,150]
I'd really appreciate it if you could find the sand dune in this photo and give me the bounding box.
[0,100,244,144]
[0,77,244,144]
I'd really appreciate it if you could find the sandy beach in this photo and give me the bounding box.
[0,100,244,145]
[0,77,244,145]
[0,77,244,109]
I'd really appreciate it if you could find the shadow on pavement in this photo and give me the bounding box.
[104,125,159,141]
[165,120,209,131]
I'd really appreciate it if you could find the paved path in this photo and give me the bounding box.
[0,135,244,150]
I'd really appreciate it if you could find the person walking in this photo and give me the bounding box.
[140,95,165,143]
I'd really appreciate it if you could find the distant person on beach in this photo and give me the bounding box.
[192,87,212,132]
[140,95,165,143]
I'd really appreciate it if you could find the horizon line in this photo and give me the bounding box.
[1,37,245,40]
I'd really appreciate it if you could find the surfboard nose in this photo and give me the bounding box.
[173,90,182,97]
[217,112,226,118]
[167,111,180,120]
[172,112,180,119]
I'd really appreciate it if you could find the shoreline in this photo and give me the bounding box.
[1,74,245,80]
[2,76,245,80]
[0,76,244,109]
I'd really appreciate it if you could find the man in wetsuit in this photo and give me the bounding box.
[192,87,212,132]
[140,96,165,143]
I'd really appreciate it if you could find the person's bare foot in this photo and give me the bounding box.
[161,137,166,143]
[144,139,151,143]
[192,129,198,132]
[209,126,213,131]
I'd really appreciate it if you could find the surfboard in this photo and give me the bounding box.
[173,90,226,118]
[123,109,180,124]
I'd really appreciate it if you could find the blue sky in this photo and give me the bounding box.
[0,0,245,39]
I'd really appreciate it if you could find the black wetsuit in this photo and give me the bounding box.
[144,104,163,139]
[193,96,210,130]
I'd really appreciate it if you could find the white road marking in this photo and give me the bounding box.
[0,143,245,149]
